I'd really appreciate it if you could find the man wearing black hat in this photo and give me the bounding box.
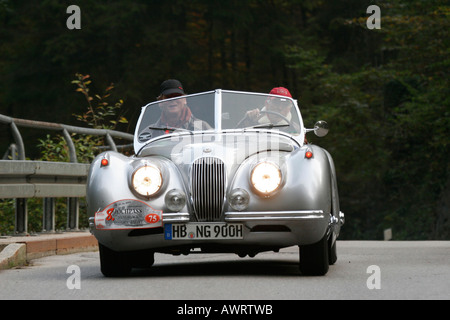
[153,79,211,131]
[157,79,186,101]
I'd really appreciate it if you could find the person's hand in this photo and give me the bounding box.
[246,109,260,122]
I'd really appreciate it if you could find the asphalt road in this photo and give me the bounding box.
[0,241,448,300]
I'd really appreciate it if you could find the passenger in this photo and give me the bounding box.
[239,87,307,143]
[239,87,294,128]
[153,79,211,131]
[245,87,294,125]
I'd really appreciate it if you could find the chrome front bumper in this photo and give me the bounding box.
[91,210,344,228]
[162,210,343,224]
[89,210,345,252]
[225,210,325,221]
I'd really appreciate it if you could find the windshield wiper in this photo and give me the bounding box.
[148,126,191,133]
[246,123,289,129]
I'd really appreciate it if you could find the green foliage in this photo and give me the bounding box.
[285,0,449,239]
[71,73,127,130]
[0,0,448,239]
[0,199,15,235]
[37,133,101,164]
[37,73,128,164]
[1,74,127,235]
[0,197,88,235]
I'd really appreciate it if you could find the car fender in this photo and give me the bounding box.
[287,145,332,214]
[86,152,189,220]
[227,146,332,214]
[322,148,342,240]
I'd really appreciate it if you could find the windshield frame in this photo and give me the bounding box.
[134,89,305,154]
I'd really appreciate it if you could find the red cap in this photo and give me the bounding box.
[269,87,292,98]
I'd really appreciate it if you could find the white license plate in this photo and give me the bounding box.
[164,223,243,240]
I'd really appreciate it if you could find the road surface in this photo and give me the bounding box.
[0,241,448,300]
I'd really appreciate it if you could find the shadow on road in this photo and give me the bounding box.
[128,257,301,277]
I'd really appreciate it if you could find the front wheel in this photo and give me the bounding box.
[299,233,329,276]
[99,243,156,277]
[328,237,337,265]
[99,243,132,277]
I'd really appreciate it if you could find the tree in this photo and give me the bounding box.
[0,0,448,239]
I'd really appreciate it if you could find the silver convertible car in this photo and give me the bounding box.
[87,89,344,276]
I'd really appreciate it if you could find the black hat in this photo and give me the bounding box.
[160,79,185,96]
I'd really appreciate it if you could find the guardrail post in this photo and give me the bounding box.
[67,197,79,231]
[10,122,28,235]
[10,122,25,161]
[62,128,80,231]
[2,144,18,160]
[42,198,55,233]
[106,133,118,152]
[62,128,77,163]
[10,144,18,160]
[15,198,28,235]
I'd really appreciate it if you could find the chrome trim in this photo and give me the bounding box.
[329,215,338,225]
[329,211,345,229]
[339,211,345,225]
[162,212,190,223]
[214,89,222,130]
[191,157,226,222]
[225,210,324,222]
[88,216,95,228]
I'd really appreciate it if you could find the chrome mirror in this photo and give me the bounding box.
[314,120,329,137]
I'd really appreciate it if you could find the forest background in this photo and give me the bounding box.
[0,0,448,239]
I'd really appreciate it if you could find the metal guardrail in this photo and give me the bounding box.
[0,161,91,234]
[0,114,133,162]
[0,161,90,198]
[0,113,134,235]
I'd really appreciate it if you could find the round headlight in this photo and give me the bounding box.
[250,161,282,195]
[131,165,162,197]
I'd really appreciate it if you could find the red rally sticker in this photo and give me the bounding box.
[95,199,162,230]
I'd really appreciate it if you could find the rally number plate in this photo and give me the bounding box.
[164,223,243,240]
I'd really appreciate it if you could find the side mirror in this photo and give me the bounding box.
[314,120,329,137]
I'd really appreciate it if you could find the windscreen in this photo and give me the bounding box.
[134,90,303,153]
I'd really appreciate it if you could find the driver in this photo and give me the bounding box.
[153,79,211,131]
[241,87,294,127]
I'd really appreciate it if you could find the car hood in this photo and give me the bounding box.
[138,131,299,178]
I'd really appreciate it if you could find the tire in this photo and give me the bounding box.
[328,237,337,265]
[99,243,132,277]
[128,249,155,269]
[299,233,329,276]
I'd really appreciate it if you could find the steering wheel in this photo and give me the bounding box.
[257,110,295,127]
[235,109,295,129]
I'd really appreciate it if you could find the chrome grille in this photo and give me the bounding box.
[191,157,226,222]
